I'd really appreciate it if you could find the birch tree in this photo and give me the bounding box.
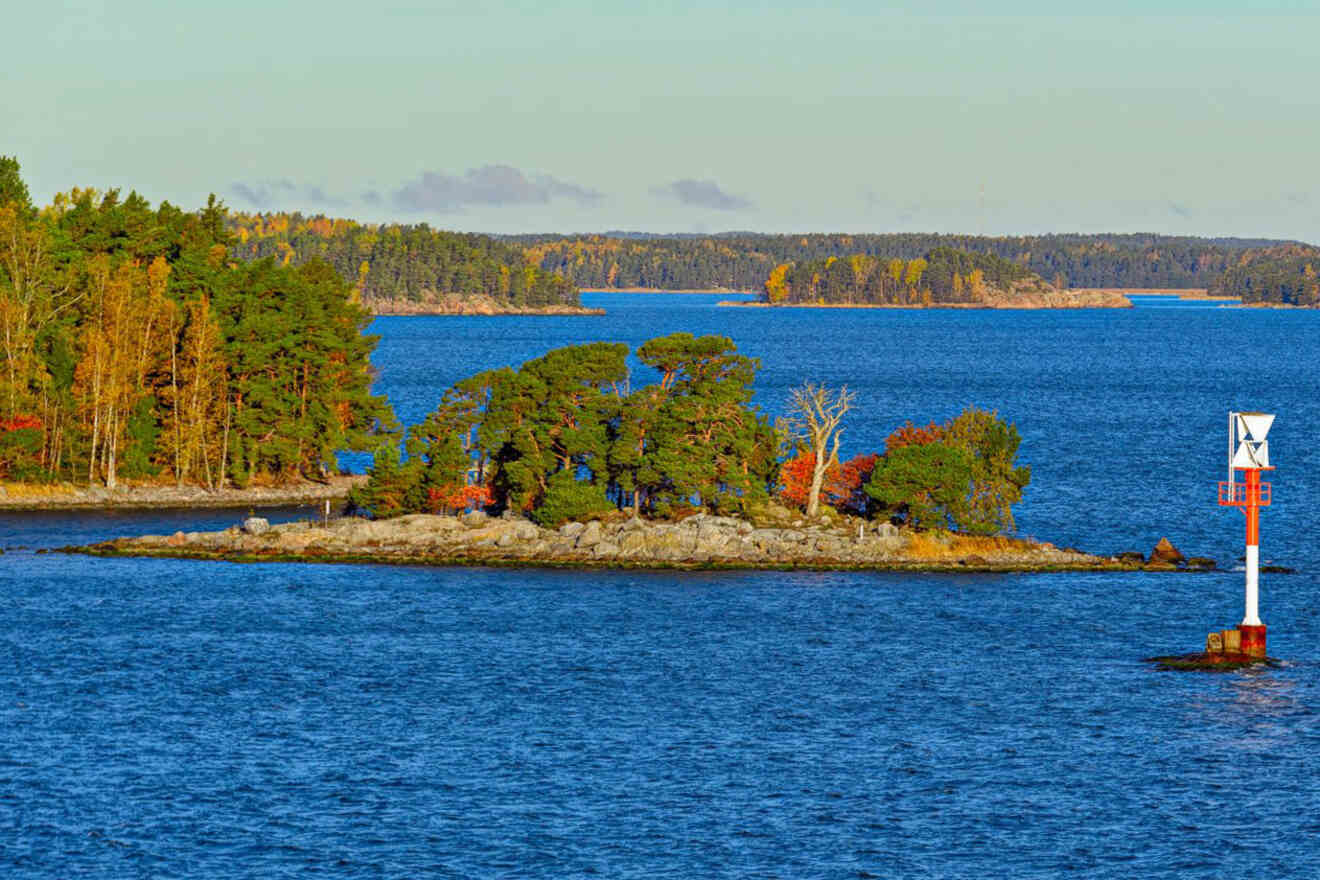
[782,382,854,518]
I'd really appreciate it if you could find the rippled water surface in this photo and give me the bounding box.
[4,294,1320,878]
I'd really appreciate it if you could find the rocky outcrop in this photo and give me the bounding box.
[82,512,1134,572]
[368,293,604,316]
[1149,537,1186,567]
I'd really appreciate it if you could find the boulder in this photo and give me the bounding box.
[1149,537,1185,566]
[462,510,489,527]
[559,521,586,538]
[242,517,270,536]
[575,520,603,549]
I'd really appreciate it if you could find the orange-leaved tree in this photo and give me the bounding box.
[885,420,943,452]
[426,483,493,515]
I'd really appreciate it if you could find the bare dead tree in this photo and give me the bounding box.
[783,382,855,518]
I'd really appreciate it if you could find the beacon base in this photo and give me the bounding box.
[1238,624,1267,659]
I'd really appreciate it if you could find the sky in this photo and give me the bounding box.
[7,0,1319,240]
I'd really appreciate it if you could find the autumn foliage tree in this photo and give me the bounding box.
[778,450,877,517]
[0,158,395,488]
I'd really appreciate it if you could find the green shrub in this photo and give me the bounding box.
[530,471,614,527]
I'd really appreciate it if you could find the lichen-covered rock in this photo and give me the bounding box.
[242,517,270,536]
[576,520,602,548]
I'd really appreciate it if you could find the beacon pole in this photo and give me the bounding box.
[1217,411,1274,659]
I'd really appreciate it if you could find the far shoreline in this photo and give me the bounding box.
[581,287,757,295]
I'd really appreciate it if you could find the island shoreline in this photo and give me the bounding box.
[0,476,365,511]
[72,511,1199,574]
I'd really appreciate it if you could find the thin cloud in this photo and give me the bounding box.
[653,179,753,211]
[392,165,604,212]
[229,179,345,209]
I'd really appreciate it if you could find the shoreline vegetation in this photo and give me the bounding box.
[0,158,394,493]
[719,289,1133,309]
[581,287,757,294]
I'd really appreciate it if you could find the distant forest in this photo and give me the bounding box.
[510,232,1293,291]
[227,213,580,309]
[1209,245,1320,306]
[765,248,1052,306]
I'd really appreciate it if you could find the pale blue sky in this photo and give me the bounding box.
[7,1,1319,240]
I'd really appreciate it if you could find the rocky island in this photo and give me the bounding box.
[747,247,1134,309]
[81,509,1142,572]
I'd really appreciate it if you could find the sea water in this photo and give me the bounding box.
[3,294,1319,878]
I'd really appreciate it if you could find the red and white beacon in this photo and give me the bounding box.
[1217,411,1275,659]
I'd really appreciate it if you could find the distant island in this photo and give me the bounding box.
[1209,244,1320,306]
[729,247,1130,309]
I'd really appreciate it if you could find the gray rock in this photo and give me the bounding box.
[242,517,270,535]
[592,540,620,558]
[462,510,489,527]
[576,520,602,548]
[559,521,586,538]
[619,531,649,555]
[513,521,541,541]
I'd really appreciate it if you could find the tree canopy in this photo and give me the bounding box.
[510,231,1292,292]
[352,333,780,523]
[762,248,1052,306]
[1209,244,1320,306]
[228,212,580,310]
[0,160,393,487]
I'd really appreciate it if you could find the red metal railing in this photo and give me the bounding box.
[1218,481,1271,506]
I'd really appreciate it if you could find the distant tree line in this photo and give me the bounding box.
[0,157,393,487]
[353,333,1031,535]
[1209,244,1320,306]
[228,213,580,309]
[509,232,1291,291]
[764,248,1050,305]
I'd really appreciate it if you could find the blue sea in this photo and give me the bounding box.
[4,293,1319,878]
